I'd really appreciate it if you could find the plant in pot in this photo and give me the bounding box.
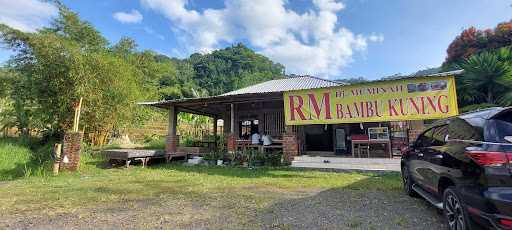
[230,151,244,166]
[239,150,251,167]
[265,151,283,167]
[202,152,217,166]
[249,150,265,167]
[216,151,225,166]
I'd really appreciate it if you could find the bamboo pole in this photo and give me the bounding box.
[73,97,83,132]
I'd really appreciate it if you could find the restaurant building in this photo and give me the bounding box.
[143,70,462,163]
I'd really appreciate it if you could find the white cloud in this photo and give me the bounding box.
[0,0,58,32]
[113,10,143,24]
[141,0,383,78]
[368,33,384,43]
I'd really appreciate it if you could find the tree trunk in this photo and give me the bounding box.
[487,85,494,104]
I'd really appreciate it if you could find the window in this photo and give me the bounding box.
[239,119,259,139]
[431,125,448,146]
[368,127,390,141]
[416,128,434,147]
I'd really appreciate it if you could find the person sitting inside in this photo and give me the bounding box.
[251,131,261,145]
[261,132,273,146]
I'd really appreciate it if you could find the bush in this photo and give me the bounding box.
[180,135,199,147]
[143,137,165,149]
[265,151,283,167]
[202,152,215,161]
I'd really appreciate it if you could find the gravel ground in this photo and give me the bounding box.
[0,189,445,230]
[257,189,446,230]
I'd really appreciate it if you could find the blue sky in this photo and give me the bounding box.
[0,0,511,80]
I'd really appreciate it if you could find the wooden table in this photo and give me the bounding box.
[351,140,392,158]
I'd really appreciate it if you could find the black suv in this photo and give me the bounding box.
[401,107,512,230]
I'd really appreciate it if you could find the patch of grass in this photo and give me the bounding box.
[141,137,165,149]
[0,152,401,216]
[0,138,53,181]
[0,138,402,228]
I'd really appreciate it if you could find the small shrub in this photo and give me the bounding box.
[202,152,215,161]
[180,135,199,147]
[265,151,283,167]
[143,137,165,149]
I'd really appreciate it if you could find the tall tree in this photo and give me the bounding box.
[444,20,512,66]
[0,5,148,142]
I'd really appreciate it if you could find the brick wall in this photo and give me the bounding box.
[60,132,83,171]
[282,131,299,163]
[226,133,236,153]
[408,120,426,144]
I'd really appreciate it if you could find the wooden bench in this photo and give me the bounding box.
[262,144,283,153]
[103,149,171,168]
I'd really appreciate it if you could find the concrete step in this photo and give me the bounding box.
[293,156,400,164]
[291,156,401,172]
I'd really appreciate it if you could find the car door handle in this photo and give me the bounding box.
[432,155,443,159]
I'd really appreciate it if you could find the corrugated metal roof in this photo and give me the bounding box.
[221,75,343,96]
[139,70,464,110]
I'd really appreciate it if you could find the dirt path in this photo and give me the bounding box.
[257,189,446,230]
[0,190,445,230]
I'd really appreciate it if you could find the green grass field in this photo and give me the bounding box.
[0,138,402,228]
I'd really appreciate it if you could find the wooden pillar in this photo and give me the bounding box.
[230,103,235,134]
[226,103,236,153]
[213,116,218,150]
[166,105,178,154]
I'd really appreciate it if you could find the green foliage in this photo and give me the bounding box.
[456,47,512,107]
[0,137,53,180]
[0,5,157,141]
[0,3,287,144]
[265,151,283,167]
[442,20,512,110]
[142,136,165,150]
[201,152,216,161]
[445,20,512,65]
[188,43,285,96]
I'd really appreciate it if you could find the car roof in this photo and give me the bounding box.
[434,107,512,128]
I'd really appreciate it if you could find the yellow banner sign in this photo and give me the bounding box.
[284,76,459,125]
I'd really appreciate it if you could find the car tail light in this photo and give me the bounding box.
[465,150,512,167]
[499,218,512,228]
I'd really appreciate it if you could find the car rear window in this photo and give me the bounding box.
[483,109,512,152]
[485,119,512,144]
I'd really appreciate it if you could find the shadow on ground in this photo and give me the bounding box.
[255,185,446,230]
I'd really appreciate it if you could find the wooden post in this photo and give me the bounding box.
[230,103,235,135]
[166,105,178,154]
[53,143,62,175]
[213,117,218,150]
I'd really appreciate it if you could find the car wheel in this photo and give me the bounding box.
[401,165,418,197]
[443,187,474,230]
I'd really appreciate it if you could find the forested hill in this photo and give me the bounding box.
[156,44,285,100]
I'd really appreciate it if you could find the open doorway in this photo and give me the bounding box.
[304,124,333,153]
